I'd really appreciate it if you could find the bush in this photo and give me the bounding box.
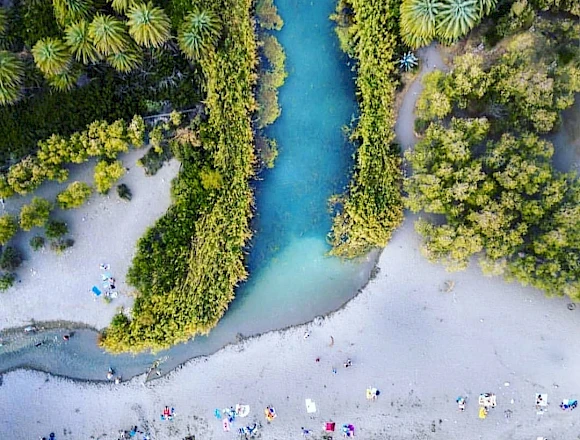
[29,235,46,251]
[45,219,68,239]
[57,181,93,209]
[137,144,173,175]
[50,238,75,254]
[0,246,23,271]
[117,184,132,201]
[0,273,15,291]
[20,197,52,231]
[255,0,283,30]
[0,214,18,245]
[94,160,125,193]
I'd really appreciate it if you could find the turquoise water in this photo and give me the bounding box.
[0,0,374,379]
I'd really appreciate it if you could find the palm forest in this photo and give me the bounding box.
[0,0,578,352]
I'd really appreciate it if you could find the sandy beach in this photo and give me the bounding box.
[0,150,179,331]
[1,213,580,439]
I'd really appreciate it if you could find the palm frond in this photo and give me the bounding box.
[400,0,442,49]
[436,0,480,43]
[65,20,100,64]
[88,14,130,56]
[178,9,221,61]
[47,66,80,91]
[107,46,142,72]
[0,51,23,105]
[31,37,71,76]
[127,2,171,48]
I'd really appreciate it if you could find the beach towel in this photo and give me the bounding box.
[305,399,317,413]
[92,286,102,296]
[223,420,230,432]
[235,404,250,418]
[214,409,222,419]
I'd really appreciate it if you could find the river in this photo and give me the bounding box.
[0,0,374,380]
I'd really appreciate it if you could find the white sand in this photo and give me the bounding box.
[1,215,580,440]
[0,150,180,330]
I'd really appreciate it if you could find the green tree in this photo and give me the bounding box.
[57,181,93,208]
[436,0,480,43]
[65,20,100,64]
[126,2,171,48]
[20,197,52,230]
[88,14,130,56]
[107,47,142,72]
[400,0,442,49]
[178,9,221,61]
[0,246,23,271]
[31,38,71,76]
[7,156,47,195]
[0,272,15,291]
[94,160,125,193]
[128,114,146,147]
[0,214,17,245]
[47,66,80,91]
[52,0,92,27]
[45,219,68,239]
[255,0,283,30]
[110,0,135,14]
[0,51,24,106]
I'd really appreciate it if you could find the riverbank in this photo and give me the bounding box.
[2,212,580,439]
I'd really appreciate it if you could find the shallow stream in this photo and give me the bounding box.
[0,0,375,380]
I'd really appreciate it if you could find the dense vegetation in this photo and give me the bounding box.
[406,17,580,298]
[0,0,201,166]
[329,0,404,257]
[101,0,257,352]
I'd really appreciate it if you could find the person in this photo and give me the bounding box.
[115,376,122,384]
[344,359,352,368]
[315,357,320,362]
[301,427,311,436]
[107,368,114,380]
[63,334,70,341]
[303,331,310,339]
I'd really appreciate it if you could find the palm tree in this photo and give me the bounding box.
[436,0,480,43]
[48,66,80,91]
[477,0,497,15]
[110,0,135,14]
[178,9,221,61]
[88,14,130,56]
[126,2,171,48]
[32,37,71,76]
[0,8,8,35]
[107,46,141,72]
[52,0,92,26]
[0,51,24,105]
[65,20,100,64]
[400,0,442,49]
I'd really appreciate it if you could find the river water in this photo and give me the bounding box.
[0,0,375,380]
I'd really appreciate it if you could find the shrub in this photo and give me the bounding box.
[45,219,68,239]
[29,235,46,251]
[0,272,15,291]
[94,160,125,193]
[50,238,75,254]
[0,214,17,245]
[255,0,283,30]
[117,183,132,201]
[57,181,93,209]
[0,246,22,271]
[20,197,51,231]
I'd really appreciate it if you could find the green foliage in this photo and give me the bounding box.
[57,181,92,208]
[406,117,580,297]
[50,237,74,253]
[329,0,404,257]
[65,20,100,64]
[32,37,71,76]
[0,272,15,291]
[29,235,46,251]
[178,9,221,61]
[7,156,47,195]
[330,0,358,56]
[89,14,130,56]
[0,246,23,271]
[128,114,146,147]
[52,0,93,27]
[0,51,24,105]
[400,0,497,48]
[257,34,286,128]
[94,160,125,193]
[101,0,257,353]
[106,45,142,72]
[127,2,171,48]
[47,66,80,91]
[117,183,132,200]
[255,0,283,30]
[45,219,69,239]
[20,197,52,230]
[417,31,580,133]
[110,0,135,14]
[0,214,17,245]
